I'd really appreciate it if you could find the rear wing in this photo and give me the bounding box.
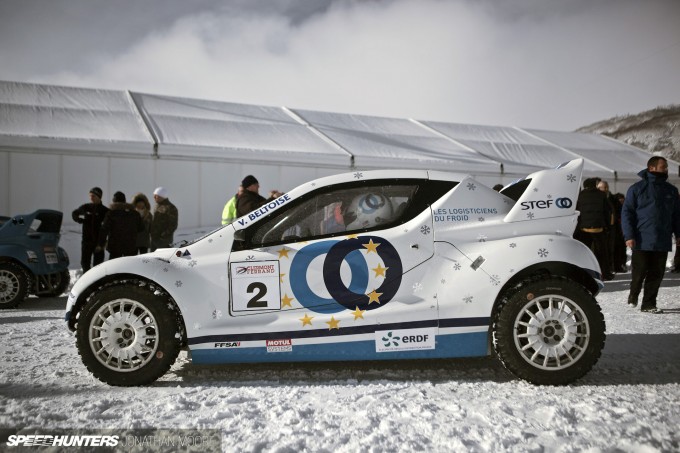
[503,159,583,223]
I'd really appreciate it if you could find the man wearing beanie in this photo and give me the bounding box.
[150,186,178,251]
[72,187,109,272]
[98,191,143,260]
[236,175,283,218]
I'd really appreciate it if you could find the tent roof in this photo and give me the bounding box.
[0,81,153,155]
[2,80,674,178]
[293,109,502,174]
[130,93,350,167]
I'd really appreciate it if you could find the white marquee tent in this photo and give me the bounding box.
[1,80,677,230]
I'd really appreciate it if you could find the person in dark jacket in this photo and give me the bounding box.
[98,191,143,260]
[621,156,680,313]
[132,192,153,254]
[150,187,178,251]
[597,180,623,273]
[236,175,283,218]
[72,187,109,272]
[575,177,613,280]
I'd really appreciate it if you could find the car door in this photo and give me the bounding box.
[228,179,450,359]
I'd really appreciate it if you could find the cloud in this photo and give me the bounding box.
[7,0,680,130]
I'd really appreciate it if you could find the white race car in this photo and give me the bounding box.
[66,159,606,386]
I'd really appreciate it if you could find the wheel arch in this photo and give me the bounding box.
[492,261,599,316]
[67,273,187,347]
[0,255,32,275]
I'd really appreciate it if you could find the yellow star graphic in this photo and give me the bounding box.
[277,247,290,259]
[346,233,359,239]
[352,306,365,320]
[281,293,294,308]
[372,263,388,278]
[367,289,382,304]
[326,316,340,330]
[300,313,314,327]
[362,238,380,253]
[279,273,286,283]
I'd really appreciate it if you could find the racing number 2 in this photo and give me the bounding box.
[230,260,281,312]
[246,282,268,308]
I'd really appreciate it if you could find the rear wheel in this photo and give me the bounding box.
[0,262,29,309]
[76,282,182,386]
[492,276,606,385]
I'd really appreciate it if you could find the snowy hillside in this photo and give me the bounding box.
[577,105,680,163]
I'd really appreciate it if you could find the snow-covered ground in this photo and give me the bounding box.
[1,229,679,452]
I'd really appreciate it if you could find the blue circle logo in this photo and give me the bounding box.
[289,236,402,314]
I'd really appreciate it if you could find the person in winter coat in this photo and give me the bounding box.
[71,187,109,272]
[621,156,680,313]
[597,180,623,274]
[150,186,178,251]
[236,175,283,218]
[132,193,153,254]
[222,185,243,225]
[575,177,613,280]
[98,191,143,260]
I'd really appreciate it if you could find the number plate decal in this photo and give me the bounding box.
[45,253,58,264]
[230,261,282,311]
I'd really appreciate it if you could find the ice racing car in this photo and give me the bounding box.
[1,210,70,308]
[66,159,606,386]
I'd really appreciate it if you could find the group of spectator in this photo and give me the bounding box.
[72,186,178,272]
[576,156,680,314]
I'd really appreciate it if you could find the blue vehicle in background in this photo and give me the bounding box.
[0,210,70,308]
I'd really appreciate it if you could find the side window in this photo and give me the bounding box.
[250,184,419,246]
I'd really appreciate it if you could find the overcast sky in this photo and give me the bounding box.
[1,0,679,131]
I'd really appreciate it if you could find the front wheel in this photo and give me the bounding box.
[76,282,182,386]
[492,276,606,385]
[0,262,29,309]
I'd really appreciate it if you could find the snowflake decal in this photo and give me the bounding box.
[509,243,517,248]
[420,225,431,235]
[509,268,515,273]
[441,279,446,284]
[490,275,500,286]
[354,172,364,179]
[246,255,255,261]
[453,261,461,271]
[212,309,223,320]
[527,212,535,219]
[538,248,549,258]
[175,280,183,288]
[547,194,553,199]
[142,258,150,264]
[412,282,423,293]
[478,217,485,222]
[533,188,539,192]
[188,260,198,267]
[467,182,476,191]
[311,182,316,187]
[163,268,169,273]
[477,234,487,242]
[548,238,554,242]
[567,174,577,182]
[463,296,474,304]
[208,239,213,243]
